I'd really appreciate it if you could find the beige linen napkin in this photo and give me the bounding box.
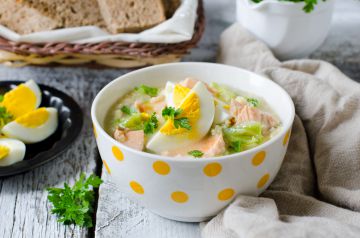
[201,24,360,238]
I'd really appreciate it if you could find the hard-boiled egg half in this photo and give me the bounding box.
[0,138,26,166]
[1,80,41,119]
[147,82,215,153]
[2,107,58,144]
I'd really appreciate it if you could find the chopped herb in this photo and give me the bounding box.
[162,107,191,130]
[0,95,3,102]
[161,106,182,119]
[250,0,325,13]
[135,85,158,97]
[120,105,133,115]
[143,113,159,135]
[174,117,191,130]
[47,173,103,228]
[188,150,204,158]
[247,98,260,107]
[0,106,13,128]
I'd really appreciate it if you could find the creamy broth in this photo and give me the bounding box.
[105,78,281,158]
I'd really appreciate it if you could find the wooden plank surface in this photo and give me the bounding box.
[0,0,359,238]
[0,68,123,238]
[95,1,360,238]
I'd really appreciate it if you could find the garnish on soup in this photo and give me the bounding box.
[105,78,281,158]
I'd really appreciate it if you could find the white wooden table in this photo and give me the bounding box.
[0,0,359,237]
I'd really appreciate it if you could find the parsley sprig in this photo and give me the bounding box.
[162,107,192,131]
[47,173,103,228]
[0,95,13,128]
[120,105,136,115]
[247,98,260,107]
[144,113,159,134]
[188,150,204,158]
[251,0,326,13]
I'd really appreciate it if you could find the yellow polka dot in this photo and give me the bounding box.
[153,161,171,175]
[102,160,111,174]
[171,191,189,203]
[283,129,291,146]
[257,173,270,189]
[252,151,266,166]
[203,163,222,177]
[218,188,235,201]
[93,124,97,138]
[130,181,144,194]
[112,146,124,161]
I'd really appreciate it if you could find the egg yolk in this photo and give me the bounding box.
[160,91,200,136]
[0,145,9,160]
[173,84,191,107]
[16,107,49,128]
[1,84,37,118]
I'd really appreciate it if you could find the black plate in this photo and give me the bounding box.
[0,81,83,177]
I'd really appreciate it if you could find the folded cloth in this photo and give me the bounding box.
[201,23,360,238]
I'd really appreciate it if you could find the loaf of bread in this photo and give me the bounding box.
[0,0,60,34]
[1,0,180,35]
[163,0,181,18]
[16,0,106,29]
[97,0,166,34]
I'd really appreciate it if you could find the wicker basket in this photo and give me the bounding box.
[0,0,204,68]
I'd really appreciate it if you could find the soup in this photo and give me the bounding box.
[105,77,281,158]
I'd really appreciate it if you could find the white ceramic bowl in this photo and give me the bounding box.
[91,63,295,222]
[236,0,335,60]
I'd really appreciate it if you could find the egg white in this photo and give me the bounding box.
[25,80,42,109]
[164,81,176,107]
[214,98,231,124]
[147,82,215,154]
[2,108,58,144]
[0,138,26,167]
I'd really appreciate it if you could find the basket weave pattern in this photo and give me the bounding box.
[0,0,204,68]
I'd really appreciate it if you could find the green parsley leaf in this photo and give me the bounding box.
[47,173,103,228]
[174,117,191,130]
[0,106,13,129]
[0,95,4,102]
[247,98,260,107]
[161,106,183,119]
[188,150,204,158]
[135,85,159,97]
[143,113,159,135]
[250,0,325,13]
[121,105,131,115]
[120,105,136,115]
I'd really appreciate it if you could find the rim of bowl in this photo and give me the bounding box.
[91,62,295,163]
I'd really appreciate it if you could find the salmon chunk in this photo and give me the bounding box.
[134,95,166,116]
[230,99,279,133]
[180,77,218,95]
[114,129,145,151]
[161,133,226,158]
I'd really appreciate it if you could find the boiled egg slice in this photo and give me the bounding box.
[164,81,192,108]
[214,98,231,124]
[0,138,26,166]
[2,107,58,144]
[0,80,41,119]
[147,82,215,154]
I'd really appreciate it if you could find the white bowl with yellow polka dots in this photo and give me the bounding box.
[91,62,295,222]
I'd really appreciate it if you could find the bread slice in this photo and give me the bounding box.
[97,0,166,34]
[16,0,106,29]
[163,0,181,18]
[0,0,60,34]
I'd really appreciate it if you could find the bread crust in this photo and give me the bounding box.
[97,0,167,34]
